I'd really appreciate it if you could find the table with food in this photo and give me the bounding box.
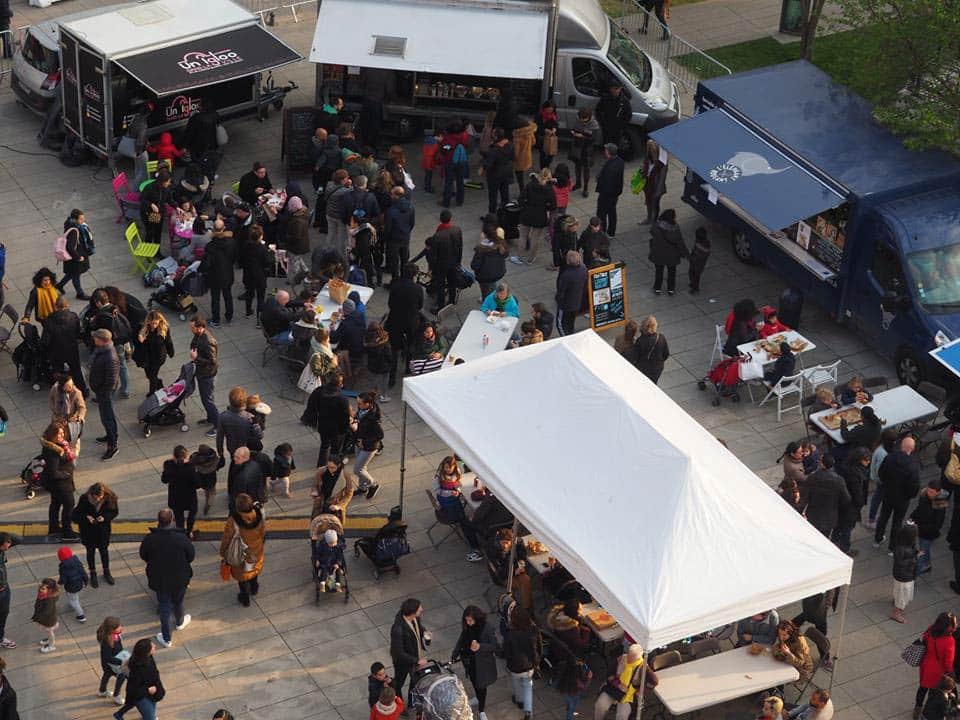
[653,644,799,715]
[313,283,375,324]
[737,330,816,366]
[810,384,938,443]
[444,310,519,366]
[519,535,551,573]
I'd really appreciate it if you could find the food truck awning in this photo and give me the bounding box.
[114,25,302,97]
[309,0,550,79]
[652,108,846,232]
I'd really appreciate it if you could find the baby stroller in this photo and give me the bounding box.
[13,323,52,391]
[137,362,196,438]
[354,506,410,580]
[19,455,45,500]
[410,661,472,720]
[698,355,749,406]
[309,513,350,603]
[148,263,199,321]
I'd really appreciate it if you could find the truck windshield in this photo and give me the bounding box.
[907,244,960,312]
[607,20,652,93]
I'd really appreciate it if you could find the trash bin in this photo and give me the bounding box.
[779,287,804,329]
[498,201,521,241]
[779,0,803,34]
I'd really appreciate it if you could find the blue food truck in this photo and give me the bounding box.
[651,60,960,388]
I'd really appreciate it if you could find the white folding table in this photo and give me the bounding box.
[313,284,375,324]
[810,384,938,444]
[653,645,799,715]
[737,330,817,367]
[444,310,518,366]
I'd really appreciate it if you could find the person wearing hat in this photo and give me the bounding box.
[89,328,120,461]
[594,143,624,237]
[219,492,265,607]
[423,209,464,310]
[330,298,366,362]
[282,195,312,288]
[238,161,273,206]
[313,527,345,593]
[56,546,88,622]
[595,84,632,155]
[759,307,791,338]
[593,644,650,720]
[260,290,298,345]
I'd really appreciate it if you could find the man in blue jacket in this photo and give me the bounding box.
[384,187,416,286]
[594,143,625,237]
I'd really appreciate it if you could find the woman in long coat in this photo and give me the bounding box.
[219,493,265,607]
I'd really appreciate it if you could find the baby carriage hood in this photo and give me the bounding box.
[137,362,197,422]
[416,671,472,720]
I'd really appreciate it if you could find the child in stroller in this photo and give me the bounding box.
[148,262,199,321]
[137,362,196,438]
[409,660,472,720]
[354,507,410,580]
[309,512,350,602]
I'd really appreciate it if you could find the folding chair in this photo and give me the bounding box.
[863,375,889,392]
[759,372,804,422]
[905,381,949,460]
[709,323,726,368]
[424,489,464,548]
[0,304,18,354]
[801,360,841,391]
[125,223,160,276]
[436,304,462,343]
[650,650,681,672]
[145,159,171,177]
[685,637,720,660]
[111,172,140,224]
[231,180,241,195]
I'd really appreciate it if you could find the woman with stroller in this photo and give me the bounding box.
[72,482,118,586]
[219,493,265,607]
[40,422,77,539]
[135,311,175,394]
[452,606,498,720]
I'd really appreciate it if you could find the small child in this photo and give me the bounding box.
[688,226,711,294]
[370,686,404,720]
[96,616,127,704]
[246,394,272,432]
[32,578,60,653]
[190,443,220,516]
[368,661,393,708]
[146,132,184,167]
[271,443,295,498]
[421,134,440,193]
[758,307,791,338]
[57,546,87,623]
[801,440,821,475]
[891,520,919,623]
[313,529,345,592]
[162,445,200,538]
[519,320,543,346]
[809,387,840,415]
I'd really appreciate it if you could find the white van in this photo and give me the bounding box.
[10,22,60,115]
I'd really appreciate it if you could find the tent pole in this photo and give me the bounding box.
[637,662,648,720]
[399,402,408,518]
[829,585,849,693]
[504,518,520,594]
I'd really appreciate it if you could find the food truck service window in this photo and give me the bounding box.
[787,204,850,274]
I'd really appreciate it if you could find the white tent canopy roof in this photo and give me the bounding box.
[403,332,852,650]
[309,0,550,79]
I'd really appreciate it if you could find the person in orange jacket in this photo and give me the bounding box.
[147,132,185,168]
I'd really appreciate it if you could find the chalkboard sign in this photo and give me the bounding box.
[282,106,319,171]
[588,262,627,332]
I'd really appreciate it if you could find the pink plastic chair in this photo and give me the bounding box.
[112,172,141,224]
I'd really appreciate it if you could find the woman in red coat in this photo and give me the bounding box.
[915,611,958,718]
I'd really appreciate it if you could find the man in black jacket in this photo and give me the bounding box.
[385,263,424,386]
[515,172,555,267]
[384,187,416,284]
[481,129,514,215]
[799,454,851,538]
[237,162,272,206]
[190,317,220,434]
[875,436,921,551]
[88,329,120,460]
[227,447,265,510]
[301,371,353,466]
[595,143,625,237]
[595,84,632,153]
[0,532,21,650]
[261,290,297,344]
[390,598,428,705]
[42,296,88,396]
[199,222,235,326]
[424,210,463,311]
[139,508,195,648]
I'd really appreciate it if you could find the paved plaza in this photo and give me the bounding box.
[0,2,951,719]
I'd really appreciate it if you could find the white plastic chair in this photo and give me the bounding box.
[802,360,841,391]
[759,372,804,422]
[709,324,726,369]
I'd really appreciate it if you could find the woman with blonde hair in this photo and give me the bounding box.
[385,146,410,191]
[634,315,670,384]
[514,166,556,267]
[512,117,538,188]
[135,310,174,394]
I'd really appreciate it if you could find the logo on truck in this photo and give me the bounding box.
[178,49,243,74]
[165,95,202,121]
[709,151,788,183]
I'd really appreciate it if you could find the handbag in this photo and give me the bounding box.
[216,124,229,146]
[146,211,162,224]
[738,353,765,382]
[600,679,626,702]
[901,637,926,667]
[630,167,647,195]
[945,438,960,485]
[117,136,137,159]
[297,364,322,394]
[327,278,350,304]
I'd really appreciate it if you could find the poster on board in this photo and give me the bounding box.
[588,262,627,332]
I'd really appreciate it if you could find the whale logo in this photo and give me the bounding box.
[709,151,789,184]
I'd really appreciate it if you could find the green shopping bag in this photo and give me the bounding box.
[630,167,647,195]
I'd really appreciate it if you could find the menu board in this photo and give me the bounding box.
[588,262,627,332]
[282,106,319,171]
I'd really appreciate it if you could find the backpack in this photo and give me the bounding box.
[224,521,249,568]
[54,228,76,262]
[451,143,468,165]
[110,312,132,345]
[374,533,411,563]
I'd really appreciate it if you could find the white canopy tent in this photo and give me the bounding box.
[401,331,852,652]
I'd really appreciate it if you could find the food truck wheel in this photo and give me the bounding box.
[731,229,759,265]
[895,347,923,388]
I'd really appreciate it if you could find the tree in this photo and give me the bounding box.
[830,0,960,154]
[798,0,829,61]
